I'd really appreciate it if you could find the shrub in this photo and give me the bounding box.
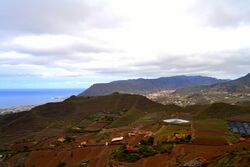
[140,136,154,145]
[185,134,192,141]
[112,142,163,163]
[111,145,141,162]
[154,144,173,154]
[57,162,66,167]
[64,136,74,143]
[66,128,86,133]
[138,145,156,157]
[241,134,249,138]
[227,135,237,141]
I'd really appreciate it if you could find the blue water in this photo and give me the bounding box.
[0,89,84,109]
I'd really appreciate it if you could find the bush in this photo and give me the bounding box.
[57,162,66,167]
[154,144,173,154]
[227,135,237,141]
[64,136,74,143]
[111,145,141,162]
[123,153,141,162]
[111,144,156,162]
[185,134,192,141]
[138,145,156,157]
[241,134,249,138]
[66,128,86,134]
[140,136,154,145]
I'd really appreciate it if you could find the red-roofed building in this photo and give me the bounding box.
[126,145,139,152]
[239,137,247,142]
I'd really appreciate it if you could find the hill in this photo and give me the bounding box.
[175,73,250,95]
[210,73,250,93]
[0,93,181,148]
[1,94,250,166]
[79,76,227,96]
[185,103,250,120]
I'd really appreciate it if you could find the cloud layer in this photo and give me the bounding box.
[1,0,250,88]
[192,0,250,27]
[0,0,120,35]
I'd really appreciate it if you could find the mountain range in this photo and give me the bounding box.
[79,75,229,96]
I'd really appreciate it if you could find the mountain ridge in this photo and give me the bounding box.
[175,73,250,95]
[79,75,229,96]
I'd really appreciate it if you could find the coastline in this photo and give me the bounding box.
[0,105,36,115]
[0,88,84,115]
[0,95,74,115]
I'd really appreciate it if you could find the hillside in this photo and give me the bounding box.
[79,76,228,96]
[175,73,250,95]
[185,103,250,119]
[0,93,177,148]
[1,94,250,166]
[210,73,250,93]
[1,93,249,145]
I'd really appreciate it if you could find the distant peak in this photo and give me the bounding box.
[241,73,250,79]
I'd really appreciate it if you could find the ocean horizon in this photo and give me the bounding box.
[0,88,84,109]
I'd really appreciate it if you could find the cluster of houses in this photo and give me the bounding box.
[227,121,250,135]
[55,124,191,148]
[54,129,153,148]
[111,130,153,143]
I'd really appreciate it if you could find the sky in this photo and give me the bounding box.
[1,0,250,88]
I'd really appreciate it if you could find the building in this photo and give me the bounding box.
[128,132,136,137]
[57,137,65,142]
[126,145,139,152]
[78,141,87,147]
[111,137,124,142]
[163,119,190,124]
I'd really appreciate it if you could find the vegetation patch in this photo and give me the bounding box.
[111,137,173,162]
[154,124,191,145]
[64,136,75,143]
[208,151,250,167]
[111,145,142,162]
[153,143,173,153]
[193,119,229,133]
[66,127,100,134]
[140,136,154,145]
[226,135,237,141]
[57,162,66,167]
[193,119,229,145]
[109,108,146,127]
[86,115,114,123]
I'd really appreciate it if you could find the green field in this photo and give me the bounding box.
[193,119,230,145]
[154,124,191,144]
[193,119,229,133]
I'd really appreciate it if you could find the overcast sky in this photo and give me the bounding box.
[1,0,250,88]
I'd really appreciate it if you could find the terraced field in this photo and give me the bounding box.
[192,119,230,145]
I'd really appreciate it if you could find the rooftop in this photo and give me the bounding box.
[163,118,190,124]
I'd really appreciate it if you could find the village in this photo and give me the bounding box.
[147,90,250,106]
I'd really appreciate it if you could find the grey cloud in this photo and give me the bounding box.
[3,41,112,56]
[192,0,250,27]
[0,53,94,68]
[0,0,121,35]
[1,48,249,81]
[102,49,250,79]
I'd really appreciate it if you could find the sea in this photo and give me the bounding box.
[0,89,84,109]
